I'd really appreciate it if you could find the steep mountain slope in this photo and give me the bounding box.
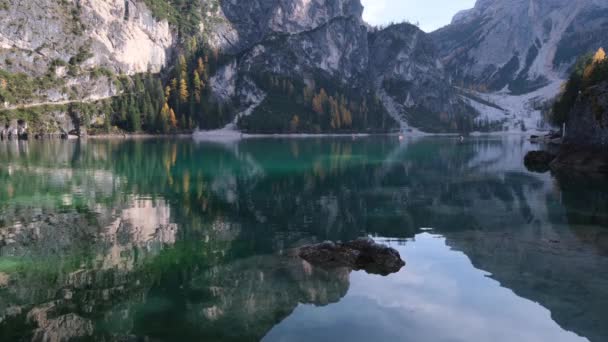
[202,0,475,133]
[370,24,473,132]
[0,0,474,134]
[206,0,365,54]
[431,0,608,132]
[432,0,608,94]
[0,0,173,105]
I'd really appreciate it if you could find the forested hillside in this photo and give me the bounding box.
[0,0,481,135]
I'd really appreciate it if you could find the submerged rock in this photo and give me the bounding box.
[524,151,556,173]
[298,238,405,276]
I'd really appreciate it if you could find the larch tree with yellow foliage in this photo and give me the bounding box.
[169,108,178,128]
[193,71,202,103]
[584,48,607,81]
[179,78,189,102]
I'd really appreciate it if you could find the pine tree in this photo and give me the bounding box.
[144,93,155,131]
[104,110,112,133]
[127,96,141,132]
[119,98,127,126]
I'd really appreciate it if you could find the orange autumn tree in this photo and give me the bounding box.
[169,108,178,128]
[583,47,607,81]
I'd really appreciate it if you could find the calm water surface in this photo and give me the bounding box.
[0,136,607,341]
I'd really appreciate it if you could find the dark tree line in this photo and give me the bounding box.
[238,73,395,134]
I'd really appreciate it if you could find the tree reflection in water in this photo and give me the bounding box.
[0,136,606,341]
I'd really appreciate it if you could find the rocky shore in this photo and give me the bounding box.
[525,78,608,174]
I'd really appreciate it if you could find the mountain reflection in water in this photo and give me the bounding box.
[0,136,607,341]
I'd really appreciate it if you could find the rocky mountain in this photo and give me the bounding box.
[429,0,608,132]
[369,24,472,132]
[2,0,606,135]
[0,0,172,103]
[431,0,608,94]
[203,0,475,133]
[0,0,475,135]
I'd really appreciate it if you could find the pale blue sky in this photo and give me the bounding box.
[361,0,477,32]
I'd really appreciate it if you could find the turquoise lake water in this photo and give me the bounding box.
[0,136,607,341]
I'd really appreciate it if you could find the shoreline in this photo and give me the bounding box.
[1,130,546,142]
[86,133,193,140]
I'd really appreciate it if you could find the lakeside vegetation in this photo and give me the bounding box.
[551,48,608,125]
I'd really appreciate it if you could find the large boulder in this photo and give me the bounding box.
[298,238,405,276]
[524,150,556,173]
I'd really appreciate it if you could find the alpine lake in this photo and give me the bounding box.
[0,136,607,342]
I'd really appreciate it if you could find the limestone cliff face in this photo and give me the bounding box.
[238,16,369,86]
[370,24,472,132]
[205,0,473,132]
[0,0,173,108]
[0,0,172,76]
[431,0,608,94]
[204,0,363,54]
[0,0,472,133]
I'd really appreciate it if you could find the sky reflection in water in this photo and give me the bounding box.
[267,234,586,342]
[0,136,606,341]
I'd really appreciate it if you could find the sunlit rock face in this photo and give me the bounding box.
[0,0,173,108]
[431,0,608,94]
[0,0,173,77]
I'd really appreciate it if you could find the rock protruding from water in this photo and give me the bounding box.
[298,238,405,276]
[524,151,556,173]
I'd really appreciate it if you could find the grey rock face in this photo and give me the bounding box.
[239,16,369,86]
[213,0,363,54]
[225,11,470,132]
[0,0,172,110]
[431,0,608,94]
[370,24,474,132]
[0,0,173,77]
[0,0,476,133]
